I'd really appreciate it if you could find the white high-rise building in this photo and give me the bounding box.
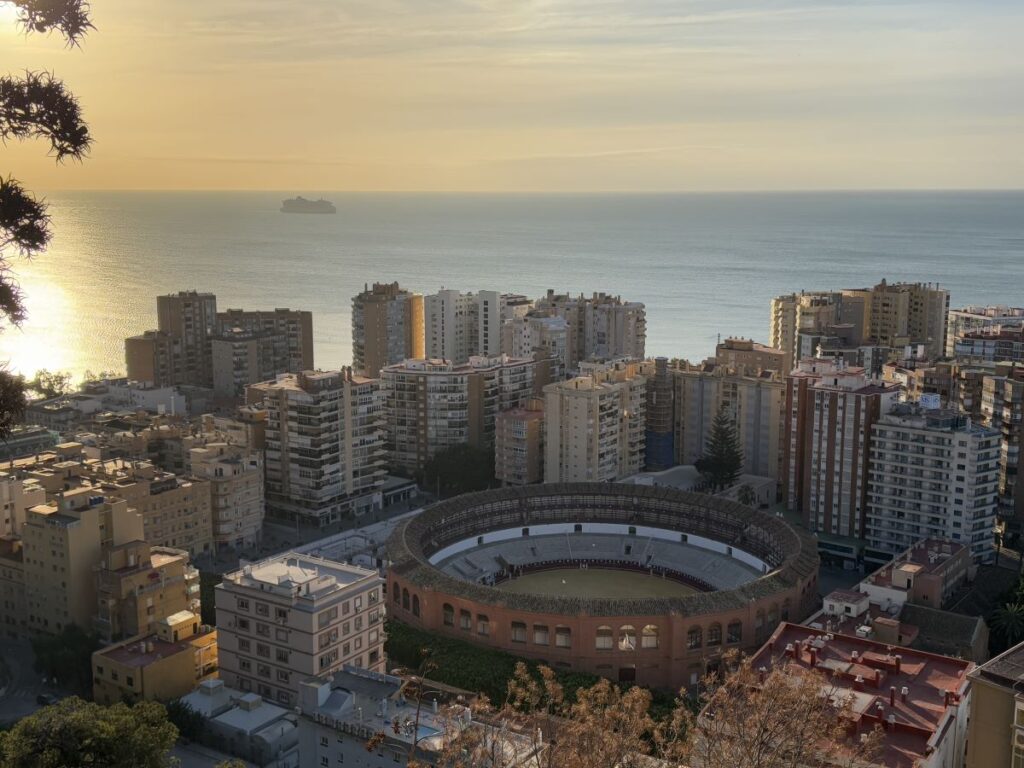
[865,404,1000,563]
[246,370,386,527]
[425,289,477,364]
[216,552,385,708]
[543,359,646,482]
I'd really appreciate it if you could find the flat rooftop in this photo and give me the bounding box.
[973,640,1024,690]
[98,635,188,668]
[223,552,378,602]
[864,539,965,589]
[751,623,973,768]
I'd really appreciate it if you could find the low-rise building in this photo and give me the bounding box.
[751,622,972,768]
[216,552,385,708]
[714,337,788,372]
[0,425,58,462]
[91,610,217,705]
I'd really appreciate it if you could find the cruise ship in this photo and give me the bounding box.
[280,196,336,214]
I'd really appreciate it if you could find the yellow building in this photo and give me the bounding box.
[95,540,200,643]
[0,536,26,638]
[188,442,264,553]
[966,641,1024,767]
[92,610,218,705]
[22,487,144,635]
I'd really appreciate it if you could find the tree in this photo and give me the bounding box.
[30,623,99,697]
[165,698,207,743]
[0,1,93,438]
[0,697,178,768]
[992,603,1024,646]
[697,405,744,491]
[24,368,72,399]
[419,443,496,498]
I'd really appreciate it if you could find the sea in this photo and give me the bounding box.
[1,190,1022,381]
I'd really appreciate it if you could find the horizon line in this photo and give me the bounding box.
[28,187,1024,195]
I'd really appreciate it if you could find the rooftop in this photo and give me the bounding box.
[973,640,1024,690]
[863,539,966,590]
[98,634,190,668]
[751,623,973,768]
[221,552,378,605]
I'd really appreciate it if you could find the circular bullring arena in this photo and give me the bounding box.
[387,483,819,691]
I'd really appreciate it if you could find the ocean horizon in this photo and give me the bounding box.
[2,189,1022,381]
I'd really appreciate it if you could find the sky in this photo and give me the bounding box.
[2,0,1023,192]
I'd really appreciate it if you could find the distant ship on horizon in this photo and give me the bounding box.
[281,196,336,214]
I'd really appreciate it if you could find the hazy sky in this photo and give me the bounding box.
[2,0,1023,191]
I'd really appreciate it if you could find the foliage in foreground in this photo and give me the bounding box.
[0,697,178,768]
[31,623,100,698]
[418,657,882,768]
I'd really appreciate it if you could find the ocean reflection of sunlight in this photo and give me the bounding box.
[0,270,75,378]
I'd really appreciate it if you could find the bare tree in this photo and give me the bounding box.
[1,0,93,437]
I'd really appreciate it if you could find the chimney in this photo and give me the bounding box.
[901,686,909,703]
[809,647,818,667]
[785,642,795,658]
[894,654,902,674]
[889,686,896,706]
[875,669,883,687]
[854,675,864,691]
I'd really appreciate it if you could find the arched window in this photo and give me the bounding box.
[402,588,410,611]
[727,620,742,644]
[767,604,779,627]
[707,623,722,647]
[641,625,659,649]
[412,595,420,617]
[392,582,400,603]
[618,625,637,652]
[511,622,527,643]
[555,626,571,648]
[596,626,614,650]
[459,609,471,631]
[687,626,702,650]
[781,599,791,622]
[477,614,489,636]
[443,603,454,627]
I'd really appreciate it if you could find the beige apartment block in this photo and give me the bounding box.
[0,472,45,536]
[188,442,264,552]
[216,307,314,374]
[351,282,425,377]
[0,536,26,638]
[966,640,1024,768]
[495,398,545,486]
[22,487,143,635]
[92,610,217,705]
[201,405,268,453]
[381,355,535,474]
[981,363,1024,525]
[947,304,1024,357]
[670,361,786,481]
[95,540,200,643]
[215,553,384,708]
[543,359,646,482]
[534,290,646,371]
[248,370,386,526]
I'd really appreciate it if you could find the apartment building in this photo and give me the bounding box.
[502,313,569,374]
[534,290,646,370]
[714,337,788,372]
[215,553,385,707]
[0,425,58,463]
[495,398,545,486]
[783,359,900,538]
[644,357,675,471]
[543,359,646,482]
[248,370,386,527]
[946,304,1024,357]
[671,362,786,480]
[210,326,291,400]
[956,325,1024,364]
[188,442,264,552]
[769,291,843,371]
[351,282,425,377]
[216,307,314,374]
[981,363,1024,528]
[92,610,217,705]
[200,405,268,453]
[22,487,143,634]
[95,540,200,643]
[865,404,1000,563]
[380,355,535,474]
[425,288,478,364]
[0,471,45,536]
[0,536,25,638]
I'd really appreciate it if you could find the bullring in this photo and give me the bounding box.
[387,483,819,691]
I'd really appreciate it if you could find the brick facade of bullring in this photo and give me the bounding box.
[386,484,819,691]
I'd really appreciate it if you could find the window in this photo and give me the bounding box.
[255,602,269,617]
[236,598,249,611]
[237,618,250,631]
[727,621,742,644]
[534,624,549,645]
[275,608,288,622]
[555,626,571,648]
[240,659,252,672]
[618,625,637,651]
[355,596,363,611]
[707,623,722,647]
[257,664,271,678]
[443,603,454,627]
[511,622,527,643]
[477,615,490,636]
[321,736,329,748]
[238,639,251,652]
[460,610,472,631]
[641,625,659,649]
[276,628,289,642]
[596,626,614,650]
[256,623,270,637]
[318,607,339,629]
[126,676,134,687]
[257,643,270,658]
[412,595,420,617]
[402,589,410,611]
[392,582,400,602]
[277,670,290,682]
[687,626,702,650]
[276,649,289,663]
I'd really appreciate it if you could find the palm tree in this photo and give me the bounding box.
[992,604,1024,646]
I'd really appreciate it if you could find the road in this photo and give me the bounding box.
[0,637,68,724]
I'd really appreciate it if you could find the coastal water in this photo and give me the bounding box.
[1,190,1022,380]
